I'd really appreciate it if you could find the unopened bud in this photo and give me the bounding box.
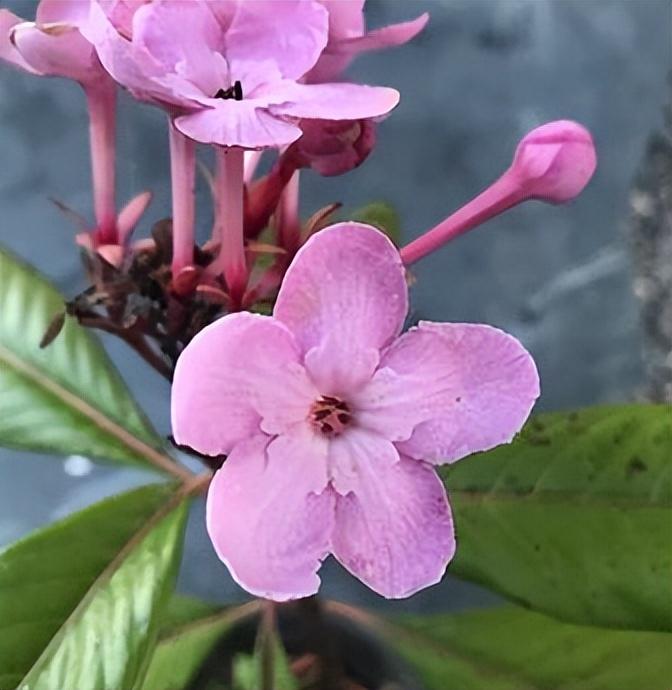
[510,120,596,204]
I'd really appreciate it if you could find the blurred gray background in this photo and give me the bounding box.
[0,0,670,613]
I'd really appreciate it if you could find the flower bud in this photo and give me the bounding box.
[510,120,597,204]
[287,118,376,177]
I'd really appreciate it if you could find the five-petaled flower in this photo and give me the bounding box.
[172,223,540,600]
[82,0,400,149]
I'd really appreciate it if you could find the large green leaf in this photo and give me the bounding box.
[0,483,189,690]
[142,599,259,690]
[0,248,177,471]
[391,606,672,690]
[442,404,672,631]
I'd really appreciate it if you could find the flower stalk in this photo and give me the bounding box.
[212,146,248,303]
[168,119,196,276]
[276,170,302,254]
[85,81,117,244]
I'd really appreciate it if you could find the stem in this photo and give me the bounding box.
[399,171,525,266]
[85,81,117,244]
[243,149,263,184]
[212,147,248,303]
[168,119,196,275]
[276,170,301,254]
[260,601,277,690]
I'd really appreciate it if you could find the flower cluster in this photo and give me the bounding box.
[1,1,597,599]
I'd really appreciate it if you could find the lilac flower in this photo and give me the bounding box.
[171,223,539,600]
[306,1,429,83]
[82,0,400,149]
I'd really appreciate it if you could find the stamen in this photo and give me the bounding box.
[214,80,244,101]
[310,396,352,436]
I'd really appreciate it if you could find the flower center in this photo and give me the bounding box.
[214,80,243,101]
[310,396,352,436]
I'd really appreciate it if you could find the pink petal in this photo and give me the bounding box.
[352,322,540,464]
[226,0,328,81]
[36,0,91,25]
[269,82,399,121]
[132,0,224,95]
[0,12,42,74]
[174,100,303,148]
[81,2,185,107]
[11,21,104,85]
[117,190,151,244]
[274,223,408,395]
[327,426,399,495]
[336,13,429,57]
[206,430,334,601]
[320,0,365,40]
[332,454,455,599]
[171,312,317,456]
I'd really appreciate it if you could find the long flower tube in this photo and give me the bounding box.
[86,80,117,244]
[168,120,196,278]
[210,147,248,304]
[400,120,597,266]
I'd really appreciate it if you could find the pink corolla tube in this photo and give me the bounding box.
[171,223,540,601]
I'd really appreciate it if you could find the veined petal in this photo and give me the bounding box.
[0,12,41,74]
[36,0,91,25]
[353,322,540,464]
[332,455,455,599]
[334,13,429,57]
[269,81,399,121]
[12,21,104,85]
[171,313,317,456]
[206,430,334,601]
[226,0,328,81]
[328,426,399,495]
[174,100,302,148]
[274,223,408,395]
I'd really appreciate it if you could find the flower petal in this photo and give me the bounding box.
[332,454,455,599]
[269,82,399,121]
[132,0,224,95]
[174,100,302,149]
[226,0,328,81]
[274,223,408,393]
[11,21,104,85]
[0,11,41,74]
[327,426,399,495]
[352,322,540,464]
[36,0,91,25]
[336,13,429,57]
[171,312,317,456]
[206,429,334,601]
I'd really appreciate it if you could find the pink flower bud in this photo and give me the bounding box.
[287,118,376,177]
[510,120,597,204]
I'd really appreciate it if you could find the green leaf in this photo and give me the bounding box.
[0,483,189,690]
[391,606,672,690]
[350,202,401,245]
[142,600,259,690]
[442,404,672,631]
[0,248,168,469]
[232,629,298,690]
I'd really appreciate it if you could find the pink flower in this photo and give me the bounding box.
[171,223,539,600]
[82,0,400,149]
[305,1,429,83]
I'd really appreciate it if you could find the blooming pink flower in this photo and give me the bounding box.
[172,223,539,600]
[82,0,400,149]
[305,1,429,83]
